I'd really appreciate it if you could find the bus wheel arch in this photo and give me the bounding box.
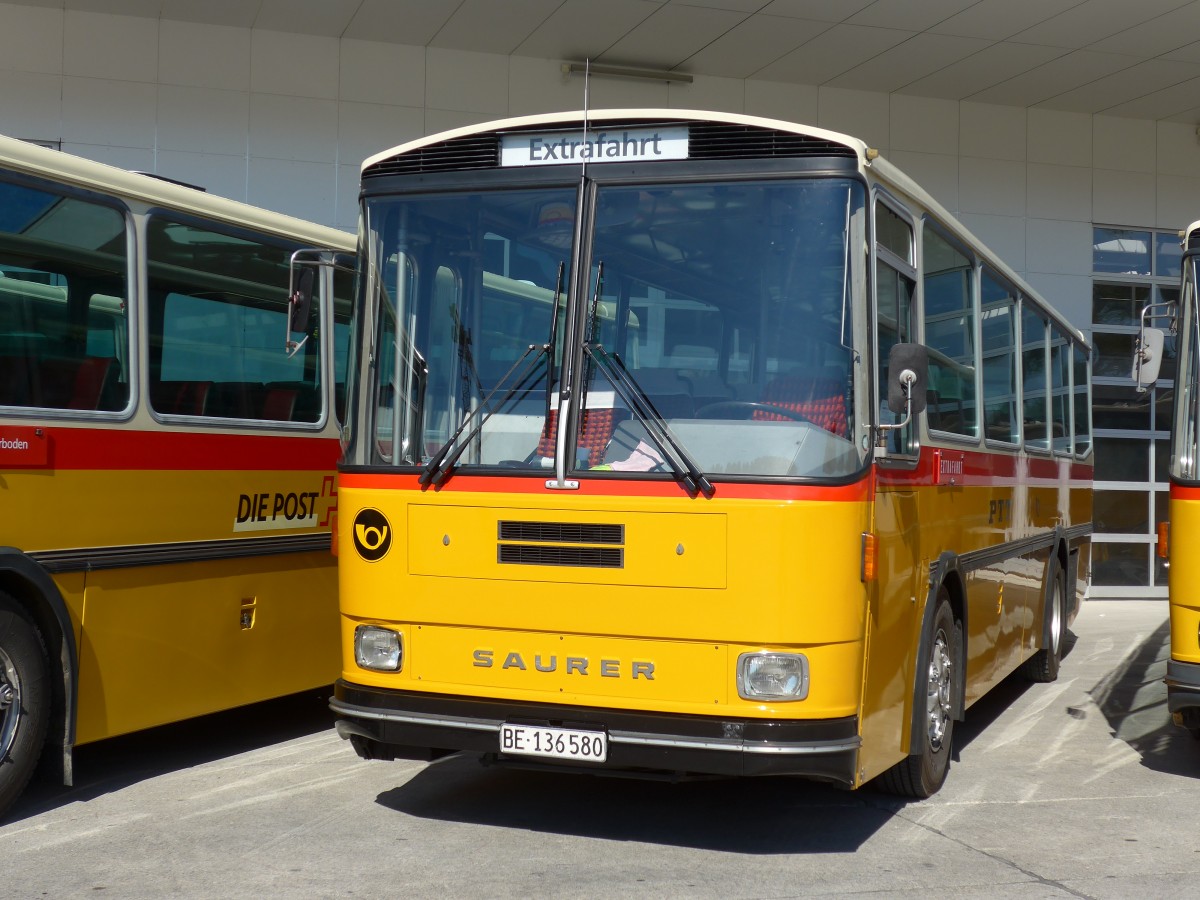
[0,552,79,796]
[877,581,961,798]
[0,588,51,819]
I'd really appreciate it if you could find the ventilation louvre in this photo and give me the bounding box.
[498,521,623,544]
[496,519,625,569]
[498,545,624,568]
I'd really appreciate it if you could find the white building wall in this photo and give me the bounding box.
[4,3,1200,335]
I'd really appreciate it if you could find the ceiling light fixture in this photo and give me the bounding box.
[561,62,693,84]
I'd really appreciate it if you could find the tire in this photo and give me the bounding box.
[1020,558,1066,684]
[0,593,50,821]
[877,592,957,798]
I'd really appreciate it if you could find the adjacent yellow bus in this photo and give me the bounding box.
[0,135,354,818]
[1140,221,1200,736]
[328,110,1093,797]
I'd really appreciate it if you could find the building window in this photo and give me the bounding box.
[1091,226,1180,596]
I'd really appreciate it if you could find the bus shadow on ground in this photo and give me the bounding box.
[2,687,335,826]
[378,757,895,853]
[946,632,1083,754]
[1091,619,1200,777]
[378,632,1092,851]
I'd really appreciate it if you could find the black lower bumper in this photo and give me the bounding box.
[1166,659,1200,715]
[331,681,860,785]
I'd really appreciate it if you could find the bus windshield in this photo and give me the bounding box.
[364,176,867,480]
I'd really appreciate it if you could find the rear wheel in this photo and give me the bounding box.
[1020,558,1066,683]
[877,592,957,798]
[0,593,49,821]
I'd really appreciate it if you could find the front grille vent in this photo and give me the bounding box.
[497,519,625,569]
[687,122,856,160]
[362,119,857,178]
[364,133,500,178]
[498,545,624,568]
[498,521,623,544]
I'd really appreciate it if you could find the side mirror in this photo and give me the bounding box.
[288,266,314,334]
[1133,326,1165,392]
[285,265,315,358]
[887,343,928,415]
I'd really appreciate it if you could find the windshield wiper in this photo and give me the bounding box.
[585,344,714,498]
[419,343,549,487]
[544,260,565,427]
[576,262,711,497]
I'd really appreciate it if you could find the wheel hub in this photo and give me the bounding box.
[927,631,953,750]
[0,646,21,760]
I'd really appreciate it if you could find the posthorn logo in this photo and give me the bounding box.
[352,508,391,562]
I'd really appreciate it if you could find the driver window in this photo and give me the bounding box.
[875,200,917,457]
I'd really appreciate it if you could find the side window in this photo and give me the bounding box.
[922,225,977,439]
[1072,341,1092,457]
[147,217,317,423]
[1173,266,1198,479]
[875,200,917,456]
[1050,325,1071,455]
[0,178,130,412]
[333,267,354,424]
[981,269,1018,444]
[373,252,422,464]
[1022,303,1049,452]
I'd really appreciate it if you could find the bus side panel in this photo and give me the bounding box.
[4,464,336,552]
[963,564,1004,706]
[6,456,342,745]
[857,485,920,784]
[1170,495,1200,667]
[75,551,337,744]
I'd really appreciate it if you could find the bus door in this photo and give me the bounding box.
[859,199,925,780]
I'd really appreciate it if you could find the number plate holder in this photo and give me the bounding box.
[499,723,608,763]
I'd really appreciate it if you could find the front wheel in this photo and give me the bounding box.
[877,592,958,798]
[0,593,49,821]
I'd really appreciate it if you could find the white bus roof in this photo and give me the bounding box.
[0,133,353,250]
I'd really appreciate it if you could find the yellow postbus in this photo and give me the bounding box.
[327,110,1093,797]
[1139,221,1200,736]
[0,134,354,819]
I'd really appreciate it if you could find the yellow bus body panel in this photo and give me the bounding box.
[341,483,869,721]
[2,458,340,745]
[1171,495,1200,666]
[76,553,337,744]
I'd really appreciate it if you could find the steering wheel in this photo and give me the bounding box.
[692,400,816,426]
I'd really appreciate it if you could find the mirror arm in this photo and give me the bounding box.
[876,369,916,445]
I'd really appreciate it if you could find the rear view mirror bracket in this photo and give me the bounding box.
[286,247,356,358]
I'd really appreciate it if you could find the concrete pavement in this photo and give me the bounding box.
[1,599,1195,899]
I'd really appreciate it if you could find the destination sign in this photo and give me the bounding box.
[500,126,689,167]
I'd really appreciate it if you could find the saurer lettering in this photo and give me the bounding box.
[473,649,655,680]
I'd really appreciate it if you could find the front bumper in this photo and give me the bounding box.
[1165,659,1200,714]
[331,681,860,785]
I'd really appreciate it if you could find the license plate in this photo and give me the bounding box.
[499,723,608,763]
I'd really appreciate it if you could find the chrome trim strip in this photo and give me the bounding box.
[29,532,331,573]
[330,699,500,733]
[330,699,861,756]
[609,730,860,755]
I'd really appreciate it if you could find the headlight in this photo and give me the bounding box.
[736,652,809,701]
[355,625,402,671]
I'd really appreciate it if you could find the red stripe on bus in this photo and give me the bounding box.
[337,471,872,502]
[1172,484,1200,500]
[11,426,340,471]
[876,447,1092,488]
